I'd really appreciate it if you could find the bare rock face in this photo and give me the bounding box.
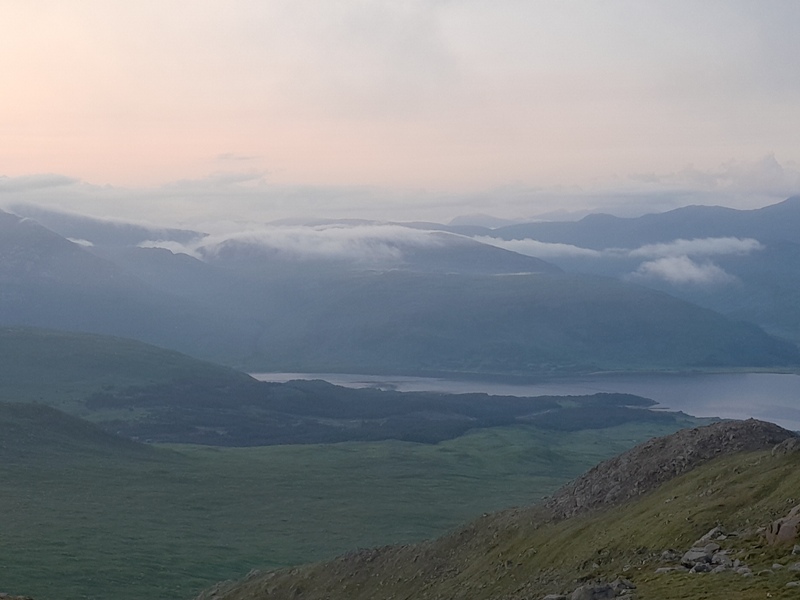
[545,419,796,519]
[766,505,800,545]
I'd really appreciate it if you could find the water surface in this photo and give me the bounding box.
[251,371,800,431]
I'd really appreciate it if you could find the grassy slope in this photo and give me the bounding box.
[0,326,251,414]
[0,409,697,600]
[204,447,800,600]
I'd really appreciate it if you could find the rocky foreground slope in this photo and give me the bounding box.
[196,419,800,600]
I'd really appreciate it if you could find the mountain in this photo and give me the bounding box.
[490,196,800,249]
[481,197,800,345]
[9,203,203,246]
[197,419,800,600]
[2,208,797,376]
[0,210,260,364]
[237,270,800,374]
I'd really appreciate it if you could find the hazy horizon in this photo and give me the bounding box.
[3,1,800,226]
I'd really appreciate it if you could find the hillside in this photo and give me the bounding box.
[198,420,800,600]
[0,401,155,461]
[0,402,704,600]
[0,327,704,447]
[0,210,259,364]
[236,270,800,374]
[4,207,798,376]
[0,326,251,414]
[478,196,800,346]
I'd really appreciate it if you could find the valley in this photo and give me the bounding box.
[1,200,799,600]
[5,7,800,599]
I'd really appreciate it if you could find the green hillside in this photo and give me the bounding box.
[198,421,800,600]
[0,327,699,447]
[0,326,250,414]
[0,402,700,600]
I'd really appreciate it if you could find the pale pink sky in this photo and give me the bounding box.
[2,1,800,224]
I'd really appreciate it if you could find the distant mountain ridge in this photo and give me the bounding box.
[489,196,800,248]
[472,196,800,345]
[1,204,798,375]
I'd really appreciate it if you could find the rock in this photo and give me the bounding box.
[570,584,616,600]
[786,581,800,588]
[660,549,680,562]
[690,563,711,573]
[772,437,800,456]
[711,565,728,573]
[765,505,800,545]
[695,526,726,545]
[681,547,711,566]
[655,566,685,574]
[542,595,567,600]
[772,563,784,569]
[711,552,732,567]
[788,562,800,571]
[793,544,800,555]
[610,578,635,591]
[703,542,720,554]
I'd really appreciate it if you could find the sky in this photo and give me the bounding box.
[2,0,800,227]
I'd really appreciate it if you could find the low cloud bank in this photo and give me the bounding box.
[140,224,449,262]
[631,256,736,284]
[473,235,764,285]
[629,237,763,259]
[472,236,603,259]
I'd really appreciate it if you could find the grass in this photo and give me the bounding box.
[213,446,800,600]
[0,326,249,415]
[0,419,694,600]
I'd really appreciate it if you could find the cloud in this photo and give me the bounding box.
[142,224,450,262]
[67,238,94,247]
[0,174,79,193]
[629,155,800,202]
[472,236,602,259]
[472,233,764,286]
[629,237,763,259]
[627,236,763,285]
[631,256,736,285]
[472,235,763,262]
[138,240,201,258]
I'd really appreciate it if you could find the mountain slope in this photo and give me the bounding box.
[0,326,252,414]
[482,197,800,347]
[199,420,800,600]
[0,401,156,461]
[0,210,260,364]
[3,208,798,376]
[242,270,800,374]
[491,195,800,249]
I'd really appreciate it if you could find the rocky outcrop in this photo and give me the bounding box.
[771,437,800,456]
[545,419,796,519]
[766,505,800,545]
